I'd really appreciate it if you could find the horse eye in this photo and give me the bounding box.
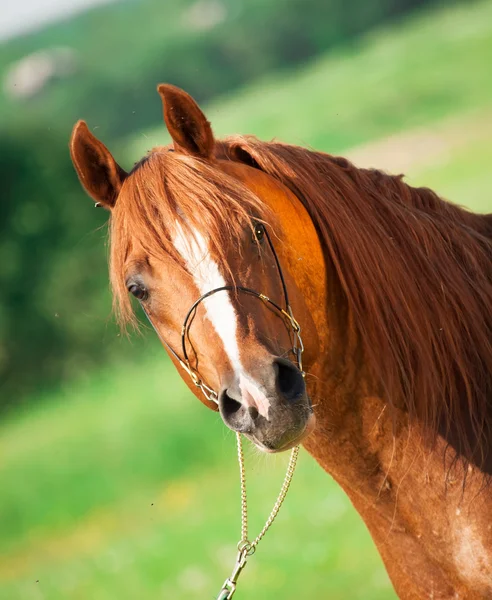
[128,284,148,301]
[253,222,265,243]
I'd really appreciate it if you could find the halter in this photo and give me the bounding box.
[141,227,305,404]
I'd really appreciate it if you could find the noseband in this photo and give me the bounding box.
[141,227,305,404]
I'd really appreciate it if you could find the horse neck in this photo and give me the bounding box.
[303,271,492,597]
[302,237,490,485]
[280,161,492,597]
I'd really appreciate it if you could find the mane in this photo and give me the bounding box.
[109,135,492,470]
[110,148,268,325]
[221,136,492,469]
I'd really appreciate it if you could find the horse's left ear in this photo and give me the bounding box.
[157,84,215,159]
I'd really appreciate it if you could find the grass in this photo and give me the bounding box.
[0,358,393,600]
[408,121,492,212]
[1,1,492,599]
[129,0,492,159]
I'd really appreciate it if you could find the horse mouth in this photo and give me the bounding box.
[248,410,316,454]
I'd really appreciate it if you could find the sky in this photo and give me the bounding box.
[0,0,118,41]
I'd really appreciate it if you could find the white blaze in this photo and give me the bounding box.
[173,221,271,419]
[173,221,242,369]
[239,373,271,418]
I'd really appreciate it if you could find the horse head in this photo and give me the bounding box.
[70,84,322,453]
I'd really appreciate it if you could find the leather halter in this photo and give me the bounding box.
[141,227,305,405]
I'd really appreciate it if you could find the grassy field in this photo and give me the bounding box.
[0,359,393,600]
[1,1,492,599]
[129,0,492,158]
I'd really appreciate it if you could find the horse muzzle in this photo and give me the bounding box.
[218,357,315,452]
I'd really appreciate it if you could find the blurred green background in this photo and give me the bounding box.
[1,0,491,598]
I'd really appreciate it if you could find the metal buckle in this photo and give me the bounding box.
[215,546,249,599]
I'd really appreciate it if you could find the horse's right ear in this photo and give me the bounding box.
[69,121,127,209]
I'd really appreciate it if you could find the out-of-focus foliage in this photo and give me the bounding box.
[0,0,474,406]
[0,125,120,403]
[0,0,458,138]
[131,0,492,157]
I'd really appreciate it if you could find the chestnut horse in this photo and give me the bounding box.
[70,85,492,599]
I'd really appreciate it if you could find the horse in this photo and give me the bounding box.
[69,84,492,599]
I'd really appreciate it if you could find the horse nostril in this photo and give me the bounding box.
[248,406,259,421]
[219,389,242,420]
[218,388,259,433]
[275,358,305,401]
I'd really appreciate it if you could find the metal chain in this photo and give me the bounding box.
[236,431,249,546]
[216,435,300,599]
[237,432,299,551]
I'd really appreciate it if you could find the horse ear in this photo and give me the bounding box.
[157,84,215,159]
[70,120,127,209]
[229,144,262,170]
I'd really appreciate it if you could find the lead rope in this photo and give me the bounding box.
[216,435,300,599]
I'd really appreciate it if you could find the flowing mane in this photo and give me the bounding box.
[220,136,492,468]
[109,133,492,469]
